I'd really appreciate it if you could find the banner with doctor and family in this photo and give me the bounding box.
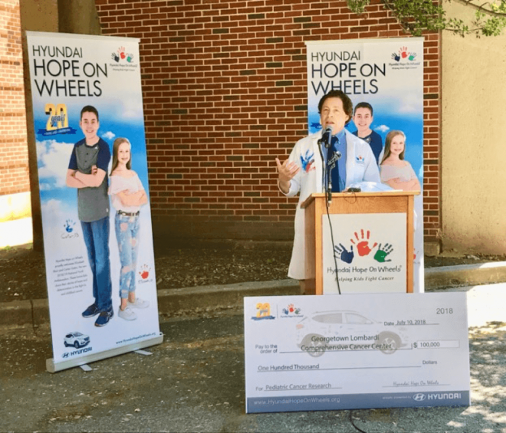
[26,32,161,369]
[305,38,425,293]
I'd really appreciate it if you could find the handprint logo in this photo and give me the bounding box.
[138,264,151,280]
[391,52,401,62]
[118,46,127,60]
[282,303,301,315]
[300,150,315,173]
[112,47,134,63]
[408,52,417,61]
[374,243,394,263]
[399,46,409,59]
[334,243,354,264]
[64,219,75,233]
[351,229,377,257]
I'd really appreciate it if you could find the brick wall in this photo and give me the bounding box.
[95,0,441,244]
[422,33,441,245]
[0,0,30,197]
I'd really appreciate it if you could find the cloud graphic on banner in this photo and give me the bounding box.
[41,199,63,218]
[101,131,116,141]
[40,198,80,242]
[396,93,423,114]
[375,125,390,133]
[93,95,144,123]
[39,183,53,191]
[118,98,144,120]
[37,139,74,189]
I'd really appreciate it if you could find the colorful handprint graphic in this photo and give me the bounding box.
[118,46,127,60]
[138,264,151,280]
[112,47,134,63]
[351,229,377,257]
[64,219,75,233]
[334,243,354,264]
[282,303,301,315]
[300,149,315,173]
[374,243,394,263]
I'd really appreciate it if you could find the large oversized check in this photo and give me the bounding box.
[244,293,470,413]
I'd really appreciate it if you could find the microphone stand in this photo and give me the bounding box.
[318,130,343,296]
[317,127,333,205]
[327,150,342,204]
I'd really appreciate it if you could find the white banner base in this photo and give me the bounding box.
[46,333,163,373]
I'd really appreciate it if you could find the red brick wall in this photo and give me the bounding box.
[0,0,30,196]
[422,33,441,244]
[95,0,441,243]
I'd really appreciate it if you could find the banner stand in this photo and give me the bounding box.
[46,333,163,373]
[305,38,425,293]
[26,31,162,373]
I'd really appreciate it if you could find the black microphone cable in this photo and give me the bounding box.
[325,151,342,296]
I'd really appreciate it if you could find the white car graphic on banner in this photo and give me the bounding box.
[63,332,90,349]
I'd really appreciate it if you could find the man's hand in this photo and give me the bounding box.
[275,157,299,193]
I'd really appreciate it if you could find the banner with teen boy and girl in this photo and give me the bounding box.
[26,32,161,371]
[306,38,425,293]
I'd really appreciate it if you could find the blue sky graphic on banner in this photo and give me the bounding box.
[27,32,161,370]
[306,38,425,292]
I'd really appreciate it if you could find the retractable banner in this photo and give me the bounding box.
[306,38,425,293]
[26,32,162,372]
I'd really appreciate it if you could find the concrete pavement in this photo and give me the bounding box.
[2,261,506,328]
[1,282,506,432]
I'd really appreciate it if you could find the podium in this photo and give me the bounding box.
[301,192,418,295]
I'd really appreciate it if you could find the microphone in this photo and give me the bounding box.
[328,151,342,167]
[320,126,333,148]
[318,126,333,147]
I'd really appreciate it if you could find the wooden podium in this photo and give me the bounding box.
[301,192,418,295]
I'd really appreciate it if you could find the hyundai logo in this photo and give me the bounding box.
[413,393,426,401]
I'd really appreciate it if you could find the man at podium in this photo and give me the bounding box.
[275,90,380,287]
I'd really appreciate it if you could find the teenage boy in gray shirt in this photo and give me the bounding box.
[66,105,113,327]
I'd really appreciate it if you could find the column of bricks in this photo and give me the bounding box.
[95,0,442,243]
[0,0,30,196]
[422,32,441,243]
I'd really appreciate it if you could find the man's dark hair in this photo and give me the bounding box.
[317,90,353,124]
[80,105,99,122]
[354,102,373,116]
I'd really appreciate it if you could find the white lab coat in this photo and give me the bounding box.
[283,129,381,280]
